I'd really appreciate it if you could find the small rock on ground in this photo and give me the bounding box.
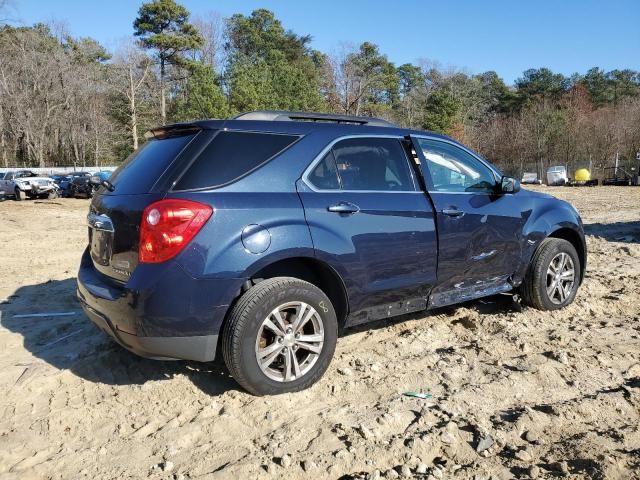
[515,449,533,462]
[280,454,292,468]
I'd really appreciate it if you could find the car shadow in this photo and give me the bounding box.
[1,278,240,396]
[1,277,523,393]
[583,220,640,244]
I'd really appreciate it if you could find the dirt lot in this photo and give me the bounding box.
[0,187,639,480]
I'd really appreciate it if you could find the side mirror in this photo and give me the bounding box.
[500,176,520,194]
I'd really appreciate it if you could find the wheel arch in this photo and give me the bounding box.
[547,227,586,284]
[248,256,349,327]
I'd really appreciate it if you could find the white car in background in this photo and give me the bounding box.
[521,172,542,185]
[0,170,59,200]
[546,166,568,186]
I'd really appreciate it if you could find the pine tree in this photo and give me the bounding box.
[133,0,203,124]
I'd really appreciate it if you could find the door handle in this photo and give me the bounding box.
[442,208,465,218]
[327,201,360,214]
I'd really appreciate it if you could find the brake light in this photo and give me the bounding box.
[139,199,213,263]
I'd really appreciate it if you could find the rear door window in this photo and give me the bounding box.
[331,137,415,191]
[108,133,197,195]
[174,131,299,190]
[308,151,340,190]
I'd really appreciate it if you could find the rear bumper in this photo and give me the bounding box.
[78,297,218,361]
[77,247,243,362]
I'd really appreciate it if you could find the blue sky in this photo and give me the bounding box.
[8,0,640,85]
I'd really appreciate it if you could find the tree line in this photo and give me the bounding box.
[1,0,639,178]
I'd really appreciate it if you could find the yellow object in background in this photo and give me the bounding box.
[575,168,591,182]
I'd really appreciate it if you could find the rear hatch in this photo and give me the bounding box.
[88,128,200,282]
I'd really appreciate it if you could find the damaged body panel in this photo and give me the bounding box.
[76,111,586,394]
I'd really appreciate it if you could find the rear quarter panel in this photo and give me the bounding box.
[172,191,315,282]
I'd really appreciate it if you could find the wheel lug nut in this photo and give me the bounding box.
[295,333,300,339]
[277,337,283,343]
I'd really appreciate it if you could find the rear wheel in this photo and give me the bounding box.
[222,277,338,395]
[521,238,580,310]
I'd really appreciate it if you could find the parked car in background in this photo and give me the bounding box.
[0,170,58,200]
[89,171,114,197]
[49,174,72,197]
[68,172,94,198]
[78,111,587,395]
[546,166,568,186]
[521,172,542,185]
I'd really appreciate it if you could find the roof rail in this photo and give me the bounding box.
[232,110,396,127]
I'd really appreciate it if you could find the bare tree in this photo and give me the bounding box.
[0,27,69,166]
[111,42,153,150]
[192,11,225,73]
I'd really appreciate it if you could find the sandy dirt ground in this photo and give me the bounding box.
[0,187,639,480]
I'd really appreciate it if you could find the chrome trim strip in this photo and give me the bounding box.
[428,191,496,196]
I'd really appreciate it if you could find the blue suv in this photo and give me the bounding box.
[77,111,586,395]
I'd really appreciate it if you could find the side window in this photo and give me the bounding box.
[6,173,13,181]
[331,138,414,191]
[308,150,340,190]
[416,138,496,193]
[174,131,298,190]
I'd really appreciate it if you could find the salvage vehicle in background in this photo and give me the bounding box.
[0,170,58,200]
[50,174,72,197]
[521,172,542,185]
[89,171,114,197]
[546,165,568,186]
[68,172,94,198]
[77,111,587,395]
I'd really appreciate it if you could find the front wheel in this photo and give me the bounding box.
[222,277,338,395]
[521,238,580,310]
[14,188,25,201]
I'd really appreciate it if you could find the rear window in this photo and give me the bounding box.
[108,133,196,194]
[174,131,298,190]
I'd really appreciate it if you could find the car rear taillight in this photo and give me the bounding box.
[139,199,213,263]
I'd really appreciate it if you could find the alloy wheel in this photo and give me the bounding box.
[546,252,575,305]
[255,301,325,382]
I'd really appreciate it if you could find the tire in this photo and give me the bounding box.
[48,190,59,199]
[14,188,25,201]
[521,238,580,310]
[222,277,338,395]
